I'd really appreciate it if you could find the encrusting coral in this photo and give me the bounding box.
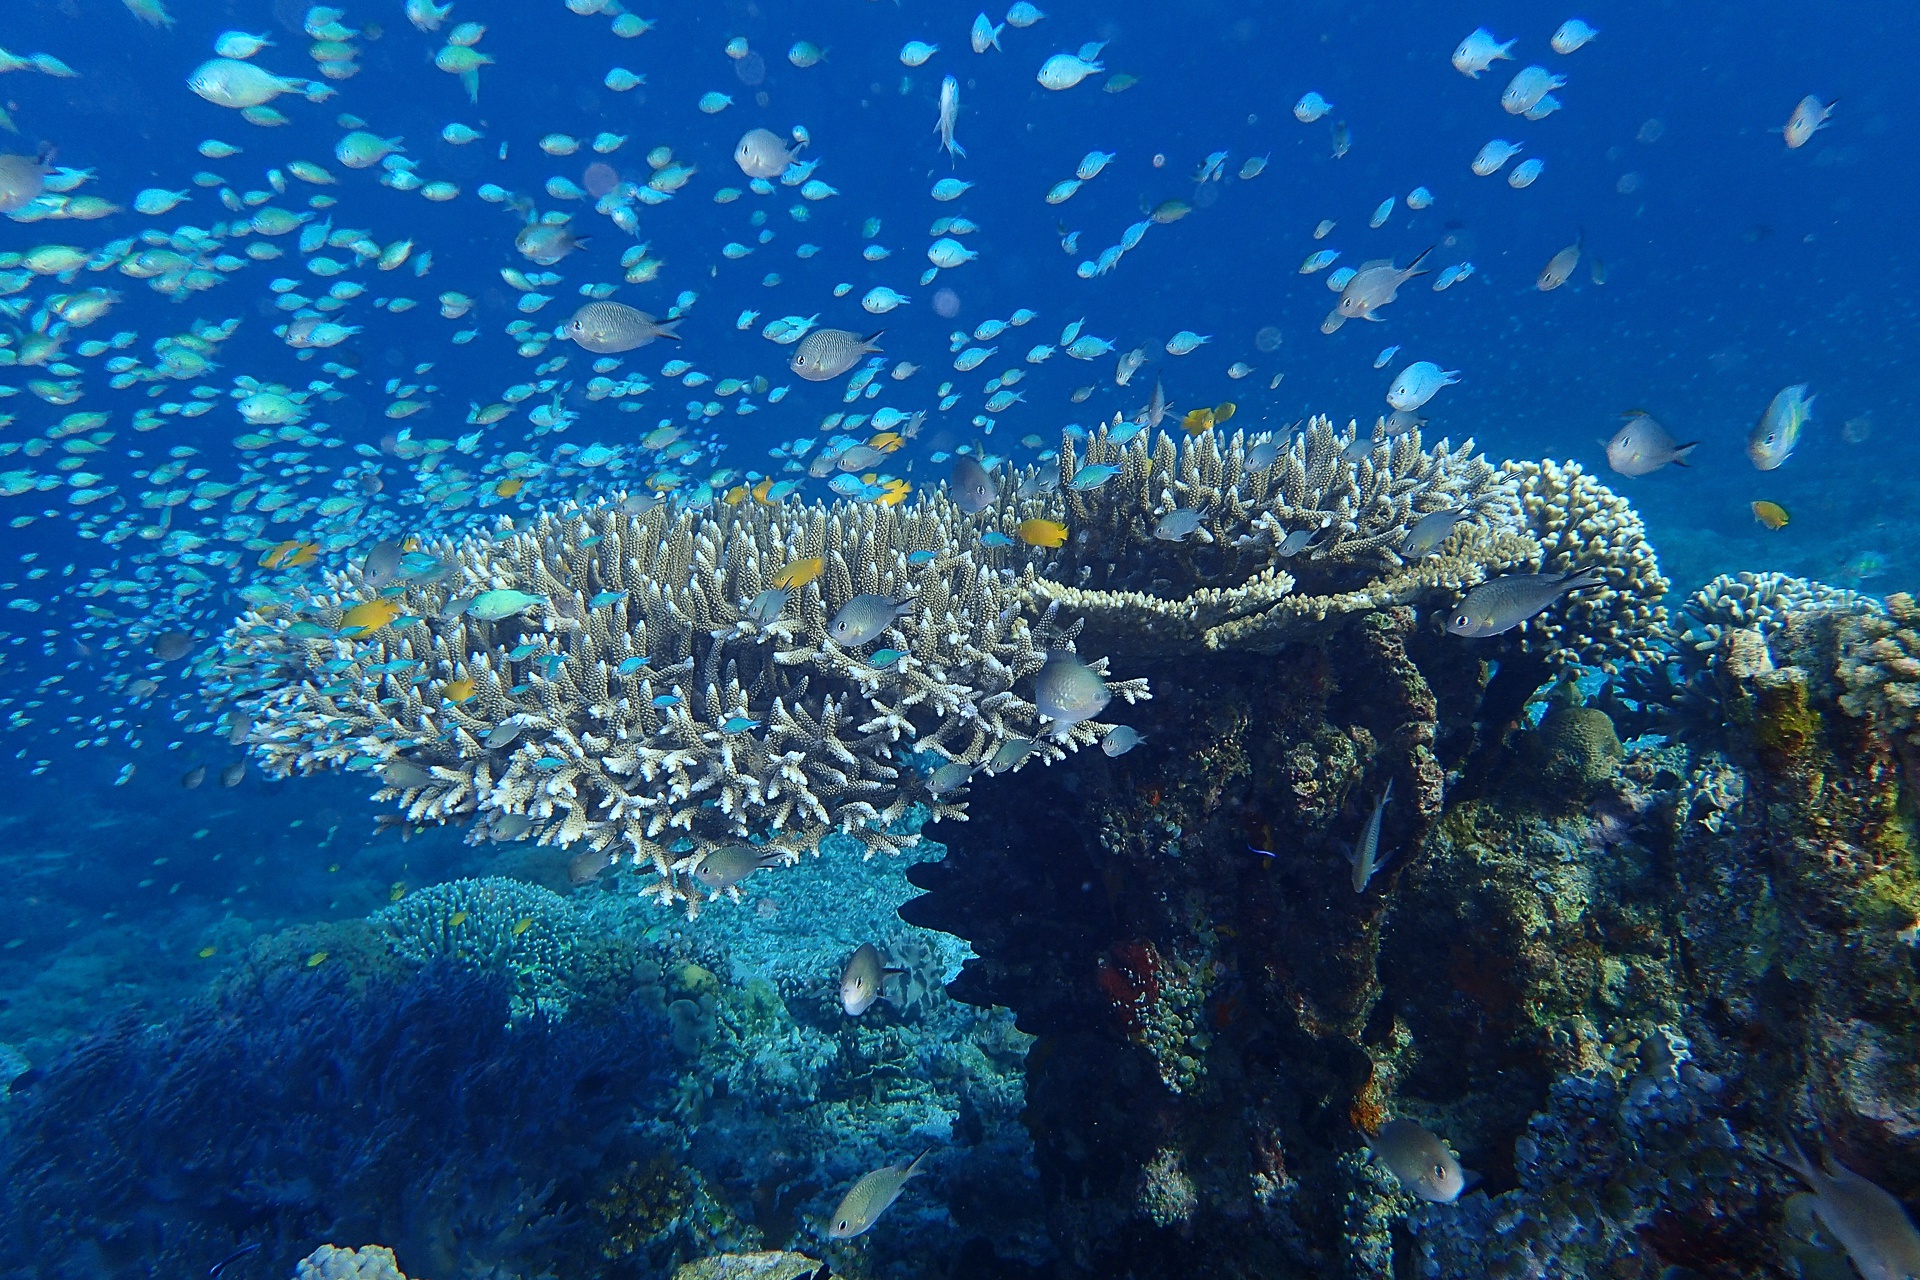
[213,493,1148,913]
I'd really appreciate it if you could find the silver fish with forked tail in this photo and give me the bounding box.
[1445,568,1604,638]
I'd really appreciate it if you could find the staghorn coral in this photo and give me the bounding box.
[214,494,1147,913]
[294,1245,412,1280]
[1837,591,1920,742]
[377,876,583,1017]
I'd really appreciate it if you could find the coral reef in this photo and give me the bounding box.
[1837,591,1920,744]
[0,961,671,1280]
[294,1245,413,1280]
[377,875,584,1016]
[672,1252,825,1280]
[1680,569,1876,656]
[212,495,1147,913]
[1032,429,1664,668]
[1038,419,1529,654]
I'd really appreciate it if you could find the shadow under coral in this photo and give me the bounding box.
[0,959,671,1280]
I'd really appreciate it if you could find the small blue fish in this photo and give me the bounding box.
[1070,463,1120,491]
[1101,725,1146,756]
[590,590,627,607]
[980,530,1014,547]
[870,648,904,667]
[907,549,938,566]
[510,643,541,660]
[721,715,761,733]
[617,656,648,674]
[652,693,682,707]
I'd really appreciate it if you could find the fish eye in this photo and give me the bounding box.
[1452,614,1469,627]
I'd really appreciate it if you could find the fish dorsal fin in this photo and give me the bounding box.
[1358,258,1394,270]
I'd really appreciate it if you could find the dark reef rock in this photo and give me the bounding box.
[907,605,1920,1278]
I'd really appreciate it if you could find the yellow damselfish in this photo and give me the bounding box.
[1017,518,1069,548]
[341,598,401,633]
[773,557,825,589]
[1751,500,1789,530]
[444,677,478,703]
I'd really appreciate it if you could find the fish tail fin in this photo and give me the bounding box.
[906,1148,934,1177]
[1407,244,1436,274]
[461,69,479,104]
[1564,566,1608,591]
[948,138,966,161]
[1769,1132,1823,1188]
[1671,442,1699,465]
[863,329,885,351]
[654,318,683,340]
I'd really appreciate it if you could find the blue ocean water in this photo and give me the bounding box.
[0,0,1915,1275]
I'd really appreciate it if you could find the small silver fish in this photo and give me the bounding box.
[382,759,434,789]
[839,941,905,1016]
[362,538,404,587]
[1399,509,1468,559]
[1276,528,1317,557]
[1034,649,1110,738]
[1350,778,1393,892]
[1371,1118,1468,1203]
[988,736,1037,772]
[743,586,791,626]
[1538,232,1583,291]
[1245,437,1279,471]
[565,301,681,353]
[485,719,524,749]
[694,844,779,891]
[1445,568,1605,638]
[792,327,883,381]
[1134,376,1170,429]
[1153,507,1205,541]
[829,593,913,646]
[1335,246,1431,322]
[927,759,976,795]
[828,1150,929,1238]
[951,455,996,514]
[220,761,247,788]
[1101,725,1145,756]
[1606,411,1696,477]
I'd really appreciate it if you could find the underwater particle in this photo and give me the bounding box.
[838,942,901,1015]
[1751,499,1790,529]
[828,1150,928,1238]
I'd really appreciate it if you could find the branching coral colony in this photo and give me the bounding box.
[210,421,1671,913]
